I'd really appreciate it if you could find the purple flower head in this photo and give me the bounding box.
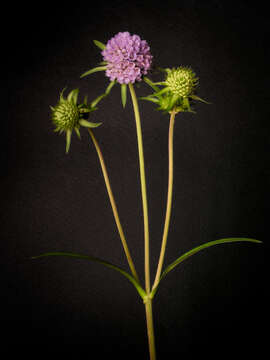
[102,32,153,84]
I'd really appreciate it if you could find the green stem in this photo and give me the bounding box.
[88,129,139,283]
[152,110,176,291]
[128,83,151,294]
[144,298,156,360]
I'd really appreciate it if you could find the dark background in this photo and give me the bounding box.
[3,0,268,357]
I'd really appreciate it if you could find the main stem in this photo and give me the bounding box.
[152,110,176,291]
[88,129,139,283]
[128,83,151,294]
[128,84,156,360]
[144,299,156,360]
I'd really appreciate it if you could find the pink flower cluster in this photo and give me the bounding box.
[102,32,153,84]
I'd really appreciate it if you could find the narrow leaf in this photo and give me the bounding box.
[153,87,170,97]
[79,119,102,128]
[65,129,72,154]
[74,127,81,139]
[67,88,79,104]
[93,40,106,50]
[162,238,262,280]
[151,238,262,297]
[121,83,127,108]
[140,96,159,104]
[90,94,106,108]
[143,77,160,92]
[190,95,211,104]
[32,251,146,300]
[105,80,116,95]
[80,66,107,79]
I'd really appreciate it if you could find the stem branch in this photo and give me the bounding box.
[152,110,176,290]
[88,129,139,283]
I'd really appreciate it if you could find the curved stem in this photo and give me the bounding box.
[152,110,176,291]
[88,129,139,283]
[128,83,151,294]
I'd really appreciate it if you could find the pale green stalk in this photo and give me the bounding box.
[88,129,139,283]
[128,83,151,294]
[152,110,176,291]
[128,83,156,360]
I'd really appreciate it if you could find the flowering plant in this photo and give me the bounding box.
[33,32,262,359]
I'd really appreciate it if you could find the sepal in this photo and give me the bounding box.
[79,119,102,128]
[80,66,107,78]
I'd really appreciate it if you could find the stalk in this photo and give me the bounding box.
[128,83,151,294]
[144,298,156,360]
[88,129,139,283]
[152,110,176,291]
[128,84,156,359]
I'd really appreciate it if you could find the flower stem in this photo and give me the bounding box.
[128,83,151,294]
[88,129,139,283]
[144,298,156,360]
[152,110,176,291]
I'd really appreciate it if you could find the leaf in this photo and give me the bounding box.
[90,94,106,108]
[190,95,211,104]
[162,238,262,279]
[65,129,72,154]
[151,238,262,297]
[153,87,170,97]
[32,251,146,300]
[93,40,106,50]
[74,127,81,139]
[140,96,159,104]
[182,97,191,111]
[80,66,107,79]
[121,83,127,108]
[79,119,102,128]
[67,88,79,104]
[105,80,116,95]
[143,77,160,92]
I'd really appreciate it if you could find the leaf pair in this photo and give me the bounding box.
[32,237,261,302]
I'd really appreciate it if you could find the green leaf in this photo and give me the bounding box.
[182,97,191,111]
[121,83,127,108]
[83,95,88,105]
[143,77,160,92]
[74,127,81,139]
[90,94,106,108]
[190,95,211,104]
[32,251,146,300]
[153,87,170,97]
[79,119,102,128]
[105,80,116,95]
[163,237,262,279]
[152,237,262,297]
[65,129,72,154]
[93,40,106,50]
[140,96,159,104]
[67,88,79,104]
[80,66,107,79]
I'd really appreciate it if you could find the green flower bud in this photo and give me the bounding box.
[52,100,80,132]
[165,67,198,98]
[50,88,102,153]
[142,68,208,114]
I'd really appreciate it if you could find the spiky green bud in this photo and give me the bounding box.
[52,100,80,132]
[142,67,209,114]
[50,88,102,153]
[165,67,198,98]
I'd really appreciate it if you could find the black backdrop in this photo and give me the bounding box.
[3,0,268,357]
